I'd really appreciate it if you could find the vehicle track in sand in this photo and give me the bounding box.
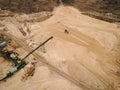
[2,32,95,90]
[46,23,106,55]
[1,18,118,90]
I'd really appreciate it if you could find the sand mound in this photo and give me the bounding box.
[0,6,120,90]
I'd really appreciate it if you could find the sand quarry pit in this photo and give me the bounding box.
[0,6,120,90]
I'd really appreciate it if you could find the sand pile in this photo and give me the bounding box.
[0,6,120,90]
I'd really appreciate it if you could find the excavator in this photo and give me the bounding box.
[0,36,53,81]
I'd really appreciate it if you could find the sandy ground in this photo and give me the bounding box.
[0,6,120,90]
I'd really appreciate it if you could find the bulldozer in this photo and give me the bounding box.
[64,29,69,34]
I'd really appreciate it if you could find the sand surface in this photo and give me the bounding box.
[0,6,120,90]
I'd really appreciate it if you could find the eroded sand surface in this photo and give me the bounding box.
[0,6,120,90]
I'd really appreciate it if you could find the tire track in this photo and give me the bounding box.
[59,23,106,55]
[5,33,95,90]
